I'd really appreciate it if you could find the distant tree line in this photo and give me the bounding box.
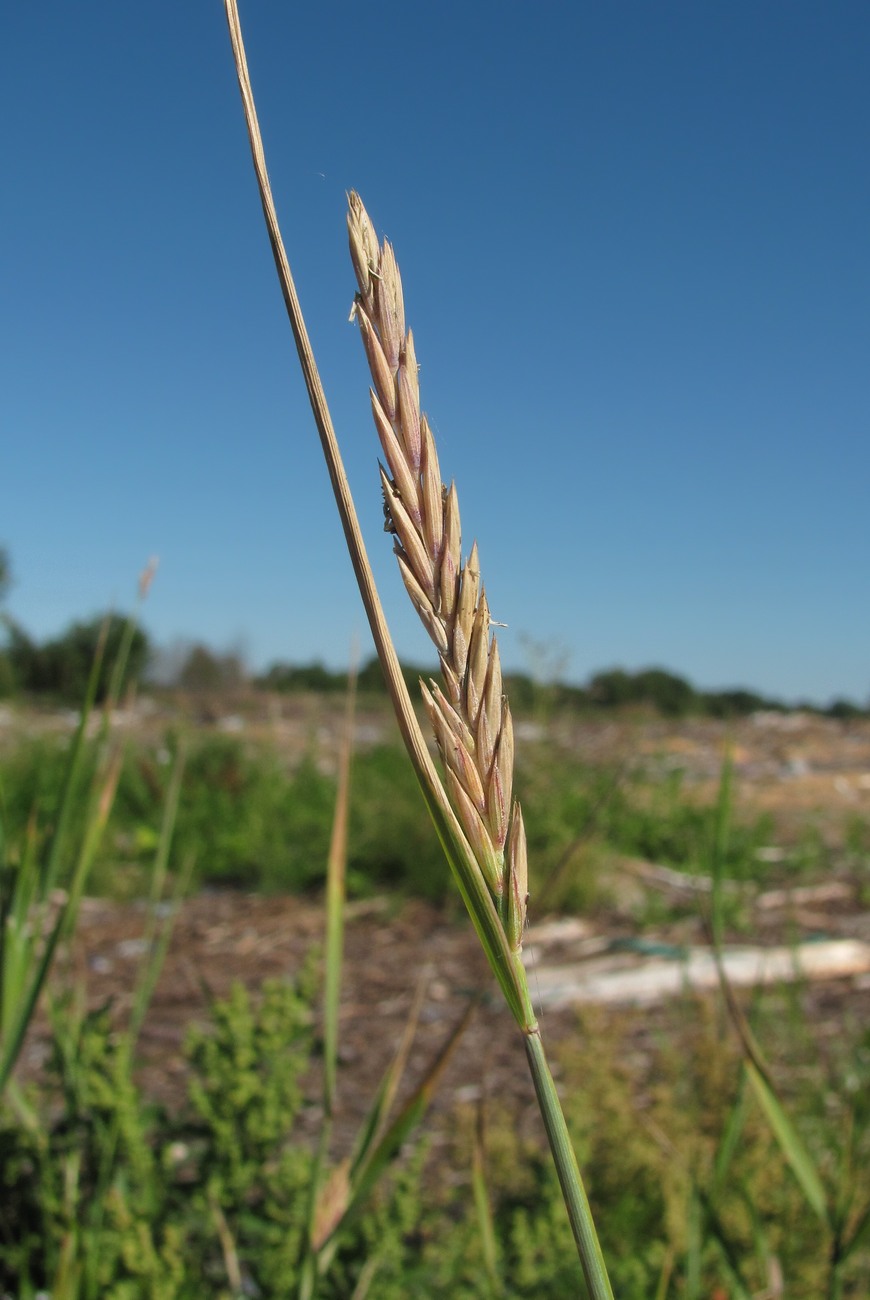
[0,540,864,718]
[257,657,425,699]
[1,626,865,720]
[256,657,867,722]
[0,615,149,704]
[0,619,245,706]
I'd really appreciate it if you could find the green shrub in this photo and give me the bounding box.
[0,975,447,1298]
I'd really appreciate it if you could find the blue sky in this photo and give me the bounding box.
[2,3,868,705]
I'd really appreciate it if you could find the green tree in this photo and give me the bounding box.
[633,668,697,717]
[589,666,697,716]
[258,659,346,693]
[588,668,635,709]
[10,615,149,703]
[704,687,773,718]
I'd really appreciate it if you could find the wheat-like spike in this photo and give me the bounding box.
[505,802,529,951]
[348,191,528,948]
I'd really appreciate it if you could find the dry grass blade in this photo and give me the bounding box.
[348,193,528,953]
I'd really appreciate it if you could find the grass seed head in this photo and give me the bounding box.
[348,191,529,942]
[505,803,529,950]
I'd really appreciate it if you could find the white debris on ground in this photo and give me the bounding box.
[522,937,870,1009]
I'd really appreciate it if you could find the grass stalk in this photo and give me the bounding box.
[300,665,477,1295]
[523,1030,612,1296]
[222,3,613,1291]
[323,655,356,1118]
[125,744,189,1052]
[299,666,356,1299]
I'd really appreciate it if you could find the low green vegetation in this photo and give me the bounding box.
[2,961,868,1296]
[0,974,434,1298]
[3,726,842,907]
[468,994,870,1298]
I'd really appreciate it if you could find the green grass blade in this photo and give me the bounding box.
[471,1099,502,1296]
[299,666,357,1297]
[0,740,122,1094]
[706,757,830,1228]
[6,597,150,1085]
[348,1255,382,1300]
[324,658,356,1118]
[102,604,142,711]
[842,1199,870,1259]
[311,1001,474,1281]
[0,830,39,1037]
[652,1248,675,1300]
[43,616,108,895]
[146,737,186,904]
[684,1186,702,1300]
[126,850,194,1055]
[333,1001,475,1244]
[125,745,188,1051]
[349,974,429,1179]
[744,1057,829,1224]
[63,744,123,926]
[712,1069,749,1195]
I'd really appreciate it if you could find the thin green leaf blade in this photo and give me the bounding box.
[323,658,356,1118]
[472,1100,502,1295]
[745,1058,829,1225]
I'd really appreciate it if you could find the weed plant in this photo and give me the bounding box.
[0,977,438,1298]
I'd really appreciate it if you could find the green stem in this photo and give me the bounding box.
[523,1030,614,1300]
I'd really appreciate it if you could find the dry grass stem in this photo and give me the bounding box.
[348,193,528,951]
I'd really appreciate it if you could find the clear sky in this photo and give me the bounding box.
[2,3,868,705]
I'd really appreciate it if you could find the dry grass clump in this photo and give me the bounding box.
[347,193,528,953]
